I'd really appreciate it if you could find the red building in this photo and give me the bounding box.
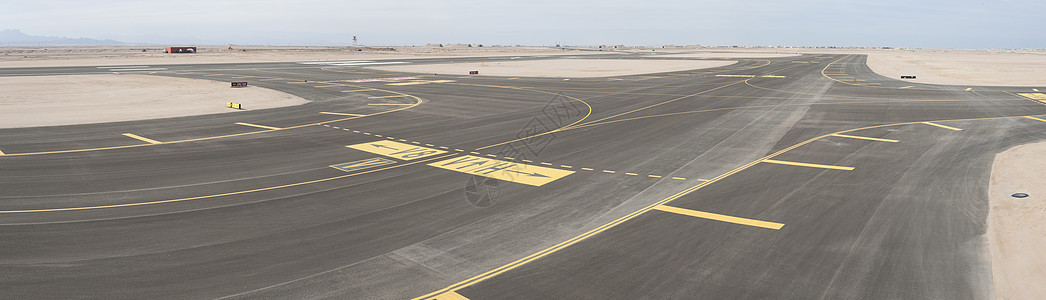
[164,46,196,53]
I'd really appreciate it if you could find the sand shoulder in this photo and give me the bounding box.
[367,59,736,78]
[0,74,307,128]
[987,142,1046,299]
[0,46,603,68]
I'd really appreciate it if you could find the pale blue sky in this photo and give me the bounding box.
[1,0,1042,48]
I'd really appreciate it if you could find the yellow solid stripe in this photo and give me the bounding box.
[367,95,410,99]
[122,133,162,144]
[654,205,784,230]
[1024,116,1046,123]
[0,147,5,155]
[320,112,366,117]
[762,159,854,171]
[234,122,281,130]
[367,103,412,106]
[831,133,899,143]
[921,121,962,131]
[426,291,470,300]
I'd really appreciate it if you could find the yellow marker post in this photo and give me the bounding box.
[428,155,574,186]
[347,140,448,160]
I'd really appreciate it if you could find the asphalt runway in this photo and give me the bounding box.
[1,53,1044,299]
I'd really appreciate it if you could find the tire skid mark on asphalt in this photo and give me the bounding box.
[0,153,459,214]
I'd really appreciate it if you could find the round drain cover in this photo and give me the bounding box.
[1012,193,1029,198]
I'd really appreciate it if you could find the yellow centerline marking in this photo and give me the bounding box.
[762,159,854,171]
[654,205,784,230]
[234,122,281,130]
[320,112,366,117]
[648,175,662,178]
[122,133,162,144]
[965,88,973,92]
[921,121,963,131]
[1024,116,1046,123]
[602,170,615,173]
[899,86,913,89]
[368,95,411,99]
[341,89,375,92]
[830,133,899,143]
[367,103,413,106]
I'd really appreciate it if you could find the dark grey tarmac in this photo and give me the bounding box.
[0,53,1043,299]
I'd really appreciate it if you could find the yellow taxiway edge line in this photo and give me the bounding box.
[921,121,963,131]
[654,205,785,230]
[234,122,281,130]
[122,133,162,144]
[830,133,899,143]
[762,159,855,171]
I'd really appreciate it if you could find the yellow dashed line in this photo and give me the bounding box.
[560,165,573,168]
[602,170,616,173]
[582,168,594,171]
[671,177,686,180]
[648,175,662,178]
[625,172,638,176]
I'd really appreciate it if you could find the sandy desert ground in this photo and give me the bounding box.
[987,143,1046,300]
[0,74,306,128]
[0,46,600,68]
[367,58,737,78]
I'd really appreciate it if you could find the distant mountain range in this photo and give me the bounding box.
[0,29,126,46]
